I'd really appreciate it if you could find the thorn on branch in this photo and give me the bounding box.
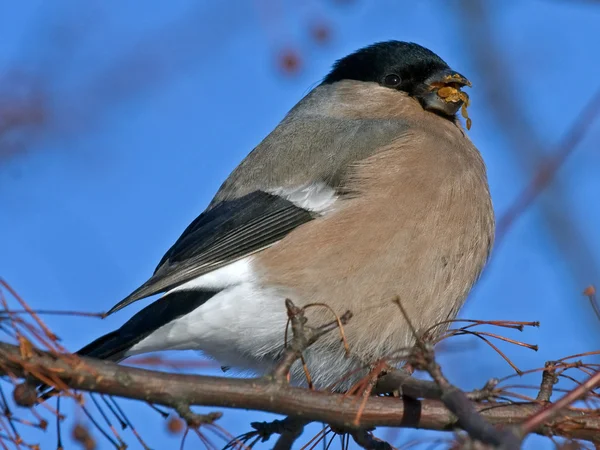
[173,403,221,428]
[468,378,500,402]
[537,361,558,402]
[271,299,352,381]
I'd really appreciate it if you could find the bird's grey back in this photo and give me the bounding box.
[210,83,409,207]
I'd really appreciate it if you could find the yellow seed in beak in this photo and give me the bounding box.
[461,103,472,130]
[436,85,472,130]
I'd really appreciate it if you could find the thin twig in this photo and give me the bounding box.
[521,370,600,435]
[272,299,352,381]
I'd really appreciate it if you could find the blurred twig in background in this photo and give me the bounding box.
[457,0,600,291]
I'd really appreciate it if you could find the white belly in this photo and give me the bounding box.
[126,282,289,373]
[125,255,368,390]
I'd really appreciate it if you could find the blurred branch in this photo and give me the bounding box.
[496,86,600,240]
[0,3,249,162]
[1,342,598,443]
[457,0,600,288]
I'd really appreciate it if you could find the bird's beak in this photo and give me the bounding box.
[420,69,471,117]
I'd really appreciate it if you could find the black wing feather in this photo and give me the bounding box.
[38,290,217,400]
[106,191,315,315]
[80,290,216,361]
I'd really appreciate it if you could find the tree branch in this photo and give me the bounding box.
[0,342,597,443]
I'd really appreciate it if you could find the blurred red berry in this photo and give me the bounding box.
[311,23,331,44]
[167,417,185,434]
[278,49,302,75]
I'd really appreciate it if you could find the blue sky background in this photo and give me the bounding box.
[1,1,600,448]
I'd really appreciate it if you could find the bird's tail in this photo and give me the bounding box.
[37,289,217,400]
[36,331,125,401]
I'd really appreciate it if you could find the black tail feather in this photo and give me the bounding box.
[38,289,217,400]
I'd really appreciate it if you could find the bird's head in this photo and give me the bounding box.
[322,41,472,128]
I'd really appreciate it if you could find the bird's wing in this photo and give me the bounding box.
[106,191,315,315]
[107,88,409,316]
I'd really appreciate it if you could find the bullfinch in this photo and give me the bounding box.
[77,41,494,391]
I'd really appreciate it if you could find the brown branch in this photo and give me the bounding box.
[1,345,599,443]
[536,361,558,403]
[374,367,444,398]
[375,367,499,403]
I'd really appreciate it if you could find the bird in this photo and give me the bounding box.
[75,41,494,391]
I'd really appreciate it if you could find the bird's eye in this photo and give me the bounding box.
[384,74,401,87]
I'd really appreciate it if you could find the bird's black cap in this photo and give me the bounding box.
[322,40,472,120]
[322,41,451,95]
